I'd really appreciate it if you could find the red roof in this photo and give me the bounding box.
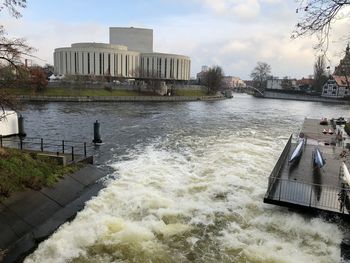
[297,78,314,86]
[333,75,350,87]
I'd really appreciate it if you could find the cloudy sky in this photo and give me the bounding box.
[1,0,349,79]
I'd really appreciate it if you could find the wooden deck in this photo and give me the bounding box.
[264,118,350,217]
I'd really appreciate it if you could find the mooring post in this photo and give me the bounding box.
[92,120,102,144]
[40,138,43,152]
[0,135,2,148]
[62,140,65,154]
[18,114,26,137]
[71,146,74,161]
[84,142,87,157]
[20,137,23,150]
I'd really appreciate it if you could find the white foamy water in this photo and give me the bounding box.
[25,129,342,263]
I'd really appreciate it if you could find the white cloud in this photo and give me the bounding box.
[1,0,348,80]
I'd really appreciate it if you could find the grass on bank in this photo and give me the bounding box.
[0,148,81,198]
[3,87,140,97]
[2,87,208,97]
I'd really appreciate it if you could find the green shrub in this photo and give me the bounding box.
[0,149,81,198]
[345,123,350,136]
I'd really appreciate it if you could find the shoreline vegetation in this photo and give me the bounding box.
[0,148,81,199]
[4,87,208,97]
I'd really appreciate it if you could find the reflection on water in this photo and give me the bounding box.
[21,95,350,262]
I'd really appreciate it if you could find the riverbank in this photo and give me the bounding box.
[262,90,350,104]
[0,164,105,263]
[17,94,224,102]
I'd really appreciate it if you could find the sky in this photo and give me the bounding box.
[1,0,349,79]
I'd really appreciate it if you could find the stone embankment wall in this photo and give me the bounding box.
[18,95,224,102]
[263,90,350,104]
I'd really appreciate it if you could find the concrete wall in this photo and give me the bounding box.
[109,27,153,53]
[54,44,191,80]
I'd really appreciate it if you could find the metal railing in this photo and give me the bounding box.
[0,136,94,162]
[266,134,293,194]
[266,176,350,215]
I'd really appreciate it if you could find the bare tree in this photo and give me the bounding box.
[202,65,224,94]
[250,62,271,91]
[313,55,328,92]
[0,0,32,119]
[293,0,350,51]
[0,0,27,18]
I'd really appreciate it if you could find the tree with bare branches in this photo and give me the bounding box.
[293,0,350,51]
[0,0,33,119]
[313,55,328,92]
[250,62,271,91]
[202,66,224,94]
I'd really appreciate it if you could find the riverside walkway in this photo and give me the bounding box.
[264,118,350,218]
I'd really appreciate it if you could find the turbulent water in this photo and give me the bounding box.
[21,95,350,262]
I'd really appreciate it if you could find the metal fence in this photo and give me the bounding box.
[266,176,350,215]
[266,134,293,194]
[0,136,94,162]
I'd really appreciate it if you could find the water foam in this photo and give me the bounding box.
[25,132,342,262]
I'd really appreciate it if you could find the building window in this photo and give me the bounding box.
[108,53,111,75]
[74,52,77,74]
[82,52,84,74]
[126,55,129,77]
[147,58,149,77]
[87,53,90,74]
[177,59,179,79]
[65,52,68,74]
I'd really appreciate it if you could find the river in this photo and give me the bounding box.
[22,94,350,262]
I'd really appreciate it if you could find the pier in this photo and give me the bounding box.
[264,118,350,218]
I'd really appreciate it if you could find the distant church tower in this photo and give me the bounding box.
[334,44,350,76]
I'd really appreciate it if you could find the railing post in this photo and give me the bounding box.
[309,187,313,207]
[71,146,74,162]
[41,138,44,152]
[84,142,87,157]
[62,140,65,154]
[279,179,282,201]
[20,137,23,150]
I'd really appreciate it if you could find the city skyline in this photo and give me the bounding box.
[1,0,349,79]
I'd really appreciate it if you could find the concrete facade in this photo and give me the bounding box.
[54,27,190,81]
[109,27,153,53]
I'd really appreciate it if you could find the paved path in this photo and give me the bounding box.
[0,164,105,263]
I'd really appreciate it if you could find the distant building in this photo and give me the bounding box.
[322,75,350,98]
[266,77,297,90]
[334,44,350,76]
[222,76,246,88]
[296,78,314,91]
[54,27,191,81]
[196,65,209,84]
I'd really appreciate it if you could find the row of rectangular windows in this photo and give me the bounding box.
[56,51,190,79]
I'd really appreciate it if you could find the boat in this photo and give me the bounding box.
[313,147,326,168]
[289,139,304,163]
[328,129,334,134]
[336,117,346,125]
[320,118,328,125]
[342,162,350,185]
[322,129,327,134]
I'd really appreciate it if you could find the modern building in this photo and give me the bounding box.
[54,27,191,81]
[196,65,209,84]
[266,77,297,90]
